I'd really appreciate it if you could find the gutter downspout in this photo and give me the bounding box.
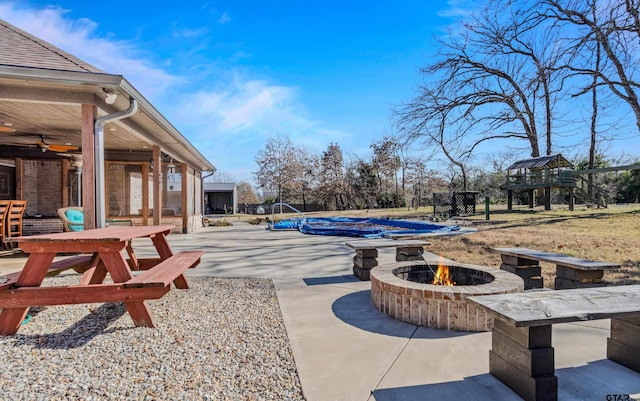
[202,170,216,180]
[201,170,216,219]
[94,98,139,228]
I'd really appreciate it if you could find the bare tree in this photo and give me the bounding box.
[468,0,566,154]
[395,2,570,188]
[253,135,302,206]
[588,2,602,200]
[346,159,379,209]
[544,0,640,132]
[236,181,259,205]
[397,8,554,157]
[397,88,481,191]
[293,148,318,211]
[205,170,235,183]
[536,0,640,196]
[315,143,349,210]
[406,158,427,208]
[370,136,402,196]
[405,158,446,208]
[626,0,640,37]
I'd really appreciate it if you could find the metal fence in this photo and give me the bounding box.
[432,191,479,217]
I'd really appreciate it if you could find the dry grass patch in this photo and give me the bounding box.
[427,205,640,287]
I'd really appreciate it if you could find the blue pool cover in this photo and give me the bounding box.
[270,217,459,238]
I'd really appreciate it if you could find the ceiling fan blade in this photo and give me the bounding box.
[47,144,79,153]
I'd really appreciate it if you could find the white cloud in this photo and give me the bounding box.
[229,51,252,62]
[169,76,353,181]
[437,0,474,18]
[218,12,231,24]
[173,76,348,147]
[0,2,179,100]
[176,78,296,132]
[0,1,353,182]
[173,25,210,39]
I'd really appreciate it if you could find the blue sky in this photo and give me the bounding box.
[1,0,471,183]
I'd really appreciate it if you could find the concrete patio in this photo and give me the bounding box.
[2,222,639,400]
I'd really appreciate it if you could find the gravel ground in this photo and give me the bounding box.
[0,276,305,401]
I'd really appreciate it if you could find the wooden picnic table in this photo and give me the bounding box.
[0,225,202,335]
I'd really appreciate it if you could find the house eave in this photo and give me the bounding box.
[0,65,215,172]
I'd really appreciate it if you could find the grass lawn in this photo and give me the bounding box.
[409,204,639,287]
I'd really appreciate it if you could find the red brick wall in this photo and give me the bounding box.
[24,159,62,217]
[107,163,126,215]
[22,218,64,235]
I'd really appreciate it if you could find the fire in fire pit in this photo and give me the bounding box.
[396,263,495,286]
[432,263,455,286]
[370,259,523,331]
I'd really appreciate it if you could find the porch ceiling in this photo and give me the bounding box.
[0,73,214,171]
[0,99,151,151]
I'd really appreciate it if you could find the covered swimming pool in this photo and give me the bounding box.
[268,217,460,238]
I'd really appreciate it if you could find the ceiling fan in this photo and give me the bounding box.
[0,132,80,153]
[35,135,79,153]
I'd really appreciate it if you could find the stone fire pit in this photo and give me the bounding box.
[370,256,524,332]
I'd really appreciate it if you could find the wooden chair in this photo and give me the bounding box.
[57,206,84,232]
[0,200,11,249]
[5,200,27,247]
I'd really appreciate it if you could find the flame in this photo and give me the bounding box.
[432,262,455,286]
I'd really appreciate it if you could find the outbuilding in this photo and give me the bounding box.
[204,182,237,214]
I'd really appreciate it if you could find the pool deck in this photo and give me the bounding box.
[1,222,639,400]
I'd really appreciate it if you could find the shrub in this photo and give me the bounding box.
[205,218,232,227]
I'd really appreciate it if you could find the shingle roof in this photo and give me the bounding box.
[507,154,574,170]
[0,19,104,73]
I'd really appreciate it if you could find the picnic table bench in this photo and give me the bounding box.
[345,239,430,280]
[493,247,620,290]
[0,254,96,291]
[0,225,202,335]
[468,285,640,401]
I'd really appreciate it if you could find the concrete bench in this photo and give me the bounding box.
[493,247,619,290]
[345,239,430,280]
[468,285,640,401]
